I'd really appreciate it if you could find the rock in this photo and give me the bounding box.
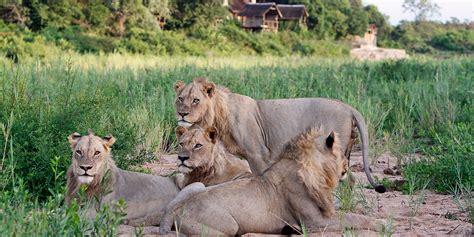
[351,47,409,61]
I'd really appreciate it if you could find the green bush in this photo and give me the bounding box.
[292,40,315,56]
[430,30,474,53]
[84,1,111,29]
[403,123,473,193]
[62,26,118,53]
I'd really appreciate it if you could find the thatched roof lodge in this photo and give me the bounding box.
[277,4,308,23]
[238,3,282,32]
[234,1,308,32]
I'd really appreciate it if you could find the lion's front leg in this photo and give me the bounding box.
[289,194,383,233]
[230,127,272,175]
[308,213,386,233]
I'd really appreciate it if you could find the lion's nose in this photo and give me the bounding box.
[178,112,189,118]
[178,156,189,162]
[79,165,93,171]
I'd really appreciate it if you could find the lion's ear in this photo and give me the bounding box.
[200,79,216,98]
[103,134,116,147]
[68,132,82,149]
[175,126,188,140]
[174,80,185,93]
[326,131,336,150]
[206,127,218,143]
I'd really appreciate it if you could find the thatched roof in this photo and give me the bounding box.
[238,3,282,17]
[230,0,251,14]
[277,4,308,20]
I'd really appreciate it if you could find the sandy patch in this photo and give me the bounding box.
[118,151,472,236]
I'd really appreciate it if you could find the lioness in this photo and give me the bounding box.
[66,130,180,226]
[175,125,251,189]
[160,128,384,235]
[174,78,385,192]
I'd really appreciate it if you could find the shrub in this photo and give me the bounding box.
[403,123,473,194]
[430,30,474,53]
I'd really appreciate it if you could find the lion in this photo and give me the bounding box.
[65,130,180,226]
[160,128,385,235]
[174,78,385,193]
[174,125,251,189]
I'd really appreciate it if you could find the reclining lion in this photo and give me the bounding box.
[160,128,384,235]
[174,78,384,192]
[65,130,179,226]
[174,125,251,189]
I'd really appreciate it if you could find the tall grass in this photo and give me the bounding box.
[0,55,472,232]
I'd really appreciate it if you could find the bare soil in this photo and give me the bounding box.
[118,152,473,237]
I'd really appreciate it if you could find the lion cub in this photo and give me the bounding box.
[174,125,251,189]
[66,130,179,226]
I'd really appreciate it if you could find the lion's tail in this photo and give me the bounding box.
[352,109,386,193]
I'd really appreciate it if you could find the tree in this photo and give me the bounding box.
[168,0,227,29]
[364,5,391,41]
[346,0,368,36]
[143,0,169,19]
[402,0,440,22]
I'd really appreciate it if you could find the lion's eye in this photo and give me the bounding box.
[194,144,202,149]
[177,97,184,102]
[94,151,101,156]
[76,150,82,156]
[192,98,200,104]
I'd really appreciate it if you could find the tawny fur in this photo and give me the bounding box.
[66,131,179,226]
[175,125,251,189]
[279,128,343,217]
[160,128,385,236]
[174,78,384,192]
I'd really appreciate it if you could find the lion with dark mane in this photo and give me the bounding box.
[174,78,384,192]
[160,128,384,235]
[66,130,179,226]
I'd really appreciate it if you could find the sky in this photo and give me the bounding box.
[362,0,473,25]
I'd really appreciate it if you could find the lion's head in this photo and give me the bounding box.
[67,130,116,185]
[175,125,219,174]
[279,127,345,217]
[174,78,229,130]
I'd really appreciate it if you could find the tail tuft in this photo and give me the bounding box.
[281,225,300,235]
[375,185,386,193]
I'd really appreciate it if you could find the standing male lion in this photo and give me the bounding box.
[66,130,179,226]
[174,78,385,192]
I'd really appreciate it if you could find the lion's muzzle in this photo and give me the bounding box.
[177,120,193,128]
[177,156,192,173]
[77,175,94,185]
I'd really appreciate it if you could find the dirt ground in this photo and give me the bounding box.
[118,151,473,237]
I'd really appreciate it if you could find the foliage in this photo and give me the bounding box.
[430,30,474,52]
[0,19,351,58]
[1,1,472,56]
[0,55,472,200]
[389,20,474,54]
[168,0,228,29]
[364,5,392,42]
[0,163,126,236]
[346,0,368,36]
[403,123,473,194]
[84,1,111,30]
